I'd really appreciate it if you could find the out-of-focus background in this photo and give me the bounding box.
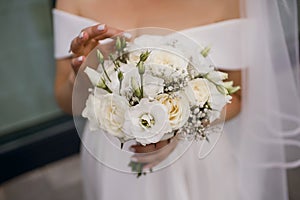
[0,0,299,200]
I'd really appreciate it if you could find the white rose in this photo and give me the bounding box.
[82,94,102,131]
[96,94,129,138]
[156,94,190,130]
[148,47,189,76]
[185,78,210,107]
[156,93,190,130]
[123,99,172,145]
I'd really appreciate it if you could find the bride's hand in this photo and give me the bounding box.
[69,24,127,74]
[130,136,179,170]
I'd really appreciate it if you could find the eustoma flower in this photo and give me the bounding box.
[123,99,172,145]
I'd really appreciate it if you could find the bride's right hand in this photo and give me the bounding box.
[69,24,126,74]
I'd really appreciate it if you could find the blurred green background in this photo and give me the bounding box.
[0,0,61,136]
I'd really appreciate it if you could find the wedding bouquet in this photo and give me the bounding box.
[82,34,239,148]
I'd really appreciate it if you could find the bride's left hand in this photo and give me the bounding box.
[129,136,179,170]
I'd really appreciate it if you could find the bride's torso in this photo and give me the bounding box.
[54,0,244,70]
[59,0,240,31]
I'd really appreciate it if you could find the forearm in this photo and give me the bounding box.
[225,94,241,121]
[55,75,74,114]
[54,59,74,115]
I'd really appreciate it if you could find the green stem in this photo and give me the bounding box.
[101,63,111,82]
[140,75,144,98]
[105,86,113,93]
[119,80,122,95]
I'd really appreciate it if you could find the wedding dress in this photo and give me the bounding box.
[53,9,244,200]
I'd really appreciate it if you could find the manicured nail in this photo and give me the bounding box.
[97,24,106,31]
[78,56,84,62]
[79,31,85,39]
[123,32,132,39]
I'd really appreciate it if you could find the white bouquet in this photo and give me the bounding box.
[82,35,239,148]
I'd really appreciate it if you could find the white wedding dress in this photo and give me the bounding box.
[53,9,244,200]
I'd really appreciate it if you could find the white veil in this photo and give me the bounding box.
[238,0,300,199]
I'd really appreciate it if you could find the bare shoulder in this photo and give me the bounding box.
[55,0,80,15]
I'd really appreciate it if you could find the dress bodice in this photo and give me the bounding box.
[53,9,244,69]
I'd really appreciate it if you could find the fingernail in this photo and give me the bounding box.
[123,32,132,39]
[97,24,106,31]
[78,56,84,62]
[79,31,85,39]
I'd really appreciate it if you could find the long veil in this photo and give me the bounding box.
[238,0,300,199]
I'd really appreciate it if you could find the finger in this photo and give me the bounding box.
[81,24,125,42]
[71,56,85,74]
[94,26,127,41]
[71,25,125,56]
[130,138,175,153]
[130,143,156,153]
[70,24,107,55]
[155,140,170,149]
[131,153,160,164]
[70,31,89,55]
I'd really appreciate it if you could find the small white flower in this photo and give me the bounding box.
[207,81,232,121]
[184,78,210,107]
[206,71,228,83]
[156,93,190,130]
[123,99,172,145]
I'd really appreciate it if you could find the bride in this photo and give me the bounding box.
[53,0,300,200]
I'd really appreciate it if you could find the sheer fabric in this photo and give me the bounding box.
[235,1,300,200]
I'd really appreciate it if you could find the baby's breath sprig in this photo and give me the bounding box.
[178,102,211,142]
[163,76,188,93]
[97,50,111,82]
